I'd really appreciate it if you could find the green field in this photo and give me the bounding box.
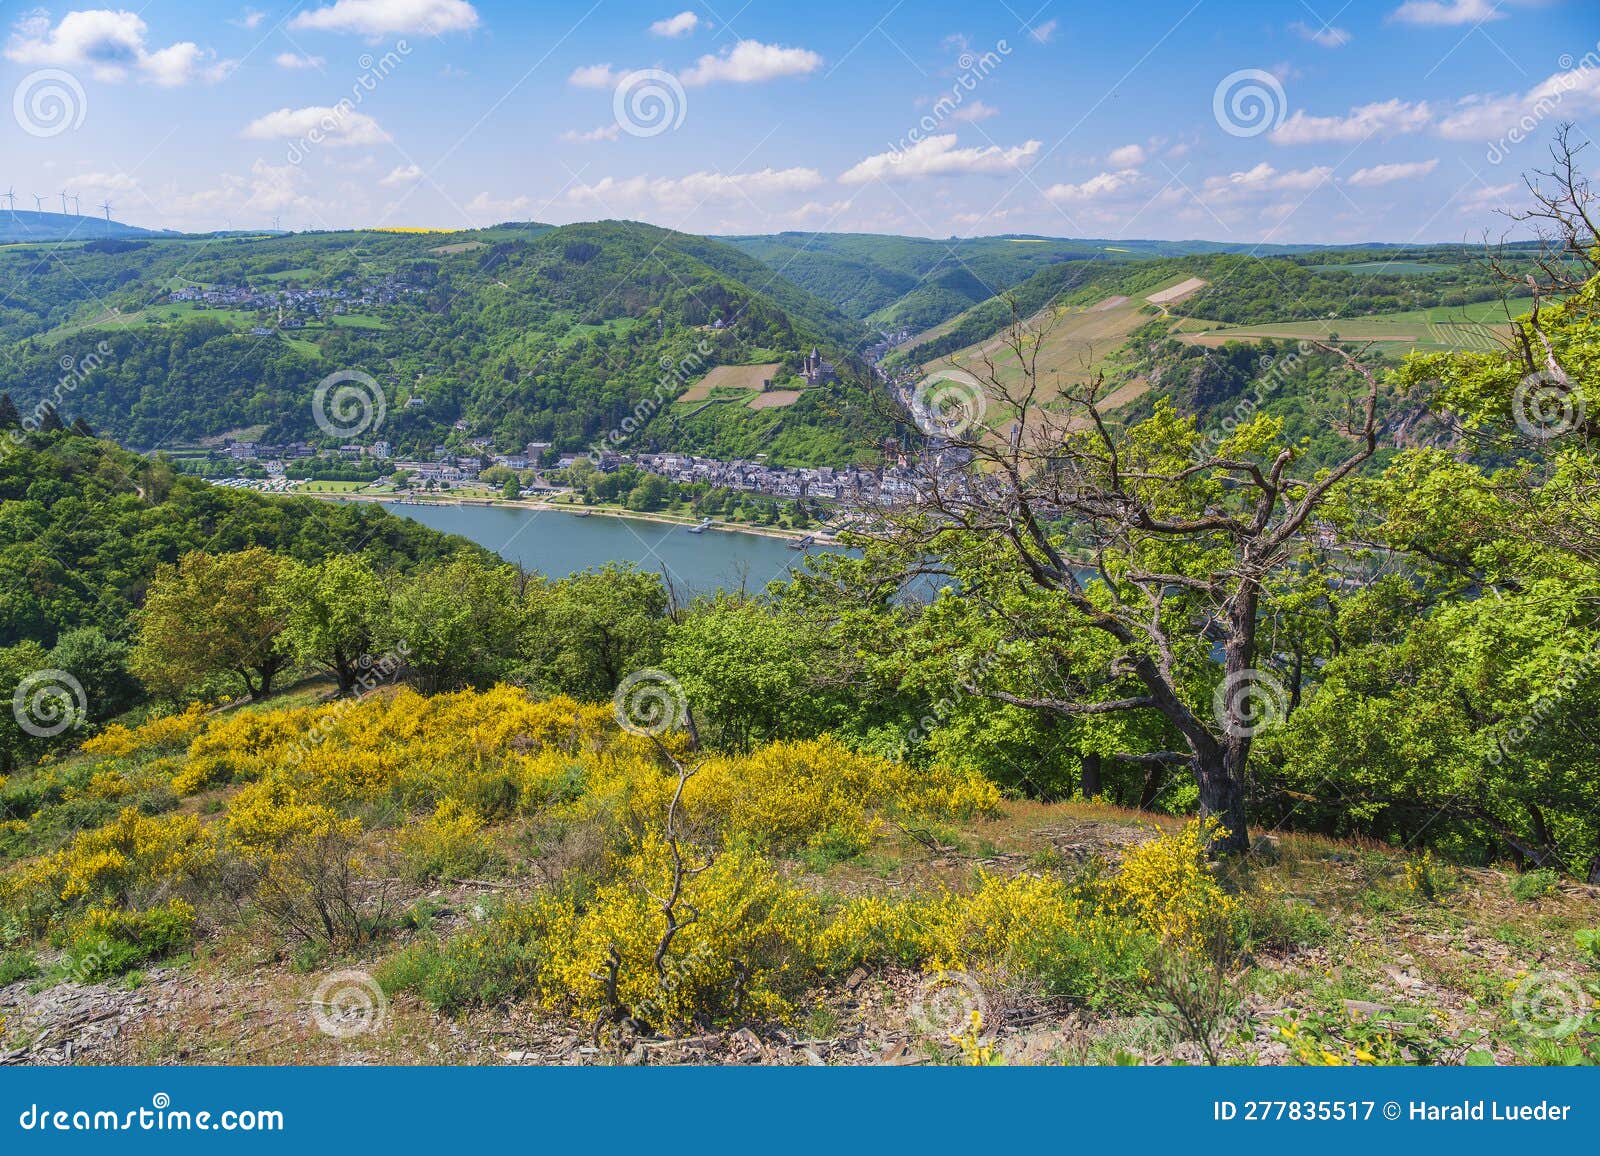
[1305,260,1459,275]
[1173,297,1531,354]
[298,480,374,493]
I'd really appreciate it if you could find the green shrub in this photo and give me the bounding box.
[1510,868,1559,902]
[0,949,39,986]
[62,899,196,982]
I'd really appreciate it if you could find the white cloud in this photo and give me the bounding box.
[290,0,479,38]
[66,170,142,196]
[1106,143,1146,167]
[242,106,392,146]
[840,134,1041,183]
[1434,65,1600,140]
[379,163,423,186]
[275,52,326,69]
[679,40,821,86]
[1045,169,1143,202]
[176,160,333,223]
[467,191,533,217]
[567,168,824,213]
[951,99,999,123]
[1289,20,1351,47]
[1204,162,1334,195]
[1271,98,1433,144]
[5,9,230,86]
[1030,19,1058,44]
[783,199,855,225]
[1347,159,1439,186]
[1391,0,1503,26]
[561,124,620,143]
[233,9,266,30]
[568,62,621,88]
[1456,181,1521,214]
[649,11,700,37]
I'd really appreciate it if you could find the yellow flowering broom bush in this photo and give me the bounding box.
[1,682,1245,1013]
[80,703,210,760]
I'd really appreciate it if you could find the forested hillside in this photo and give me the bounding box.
[0,222,885,466]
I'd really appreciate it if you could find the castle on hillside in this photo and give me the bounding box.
[801,347,836,385]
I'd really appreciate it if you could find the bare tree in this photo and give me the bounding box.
[874,310,1382,853]
[1500,124,1599,299]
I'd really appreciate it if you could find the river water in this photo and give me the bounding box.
[381,502,839,594]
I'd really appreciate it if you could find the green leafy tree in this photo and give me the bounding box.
[523,563,667,699]
[272,556,389,695]
[130,548,289,700]
[663,597,834,750]
[387,555,524,692]
[871,312,1383,854]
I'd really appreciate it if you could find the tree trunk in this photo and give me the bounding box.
[1196,742,1251,855]
[1079,752,1102,799]
[1202,586,1260,854]
[1138,762,1165,810]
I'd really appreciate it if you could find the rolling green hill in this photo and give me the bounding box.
[0,222,884,466]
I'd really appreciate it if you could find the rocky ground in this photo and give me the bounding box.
[4,813,1595,1067]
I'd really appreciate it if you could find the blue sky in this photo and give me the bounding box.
[1,0,1595,241]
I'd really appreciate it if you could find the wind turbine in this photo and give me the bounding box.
[32,193,44,213]
[70,193,80,215]
[98,200,113,224]
[2,188,13,212]
[59,191,67,215]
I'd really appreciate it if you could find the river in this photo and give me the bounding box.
[380,502,840,594]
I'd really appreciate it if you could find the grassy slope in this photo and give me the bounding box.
[4,724,1591,1066]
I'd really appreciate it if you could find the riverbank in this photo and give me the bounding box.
[299,489,842,546]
